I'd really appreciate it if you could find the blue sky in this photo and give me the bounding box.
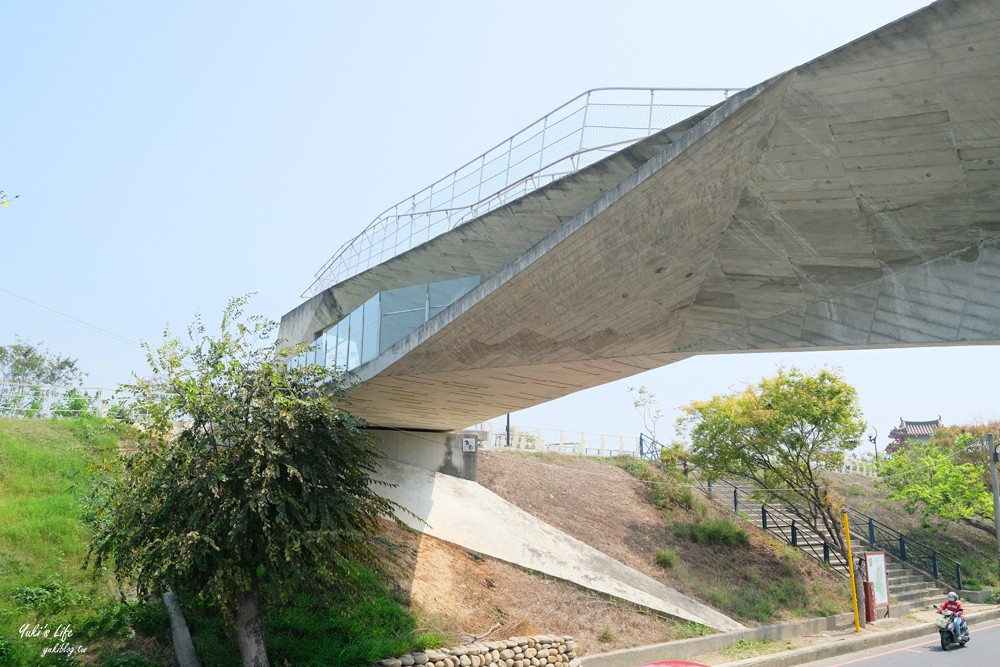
[4,0,995,450]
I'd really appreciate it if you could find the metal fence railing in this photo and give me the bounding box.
[0,382,130,419]
[695,477,849,574]
[845,506,963,590]
[695,477,964,589]
[829,460,878,477]
[304,87,739,296]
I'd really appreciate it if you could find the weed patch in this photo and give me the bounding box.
[722,638,768,658]
[12,580,83,613]
[612,457,702,510]
[654,547,678,569]
[682,622,711,637]
[673,518,749,547]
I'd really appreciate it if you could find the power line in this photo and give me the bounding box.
[0,286,141,347]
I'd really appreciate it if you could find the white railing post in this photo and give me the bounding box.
[538,115,549,171]
[647,88,655,135]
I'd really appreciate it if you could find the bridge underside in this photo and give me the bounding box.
[284,0,1000,431]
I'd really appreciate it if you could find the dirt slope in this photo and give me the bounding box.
[382,451,850,657]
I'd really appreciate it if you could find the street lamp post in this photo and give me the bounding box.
[987,433,1000,584]
[868,427,878,462]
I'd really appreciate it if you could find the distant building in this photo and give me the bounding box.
[886,417,943,454]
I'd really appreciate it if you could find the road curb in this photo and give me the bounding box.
[579,606,1000,667]
[716,607,1000,667]
[578,613,859,666]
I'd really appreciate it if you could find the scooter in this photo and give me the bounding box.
[935,606,969,651]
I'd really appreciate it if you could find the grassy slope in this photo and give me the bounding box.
[571,455,848,622]
[0,419,443,667]
[3,420,995,665]
[0,418,170,666]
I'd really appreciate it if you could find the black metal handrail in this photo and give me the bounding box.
[694,477,964,590]
[844,506,963,590]
[694,478,849,574]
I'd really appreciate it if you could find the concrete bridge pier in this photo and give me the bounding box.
[368,428,480,481]
[367,428,746,632]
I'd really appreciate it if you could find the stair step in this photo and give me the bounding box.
[891,582,939,594]
[893,589,945,603]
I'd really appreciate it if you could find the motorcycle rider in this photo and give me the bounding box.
[939,591,969,640]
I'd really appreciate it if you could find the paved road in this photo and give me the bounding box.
[796,618,1000,666]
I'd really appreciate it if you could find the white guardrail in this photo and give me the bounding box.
[0,382,132,418]
[474,420,879,476]
[304,87,739,296]
[475,421,643,457]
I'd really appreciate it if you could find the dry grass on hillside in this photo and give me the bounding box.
[380,451,851,657]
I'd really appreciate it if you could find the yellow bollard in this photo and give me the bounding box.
[844,511,861,632]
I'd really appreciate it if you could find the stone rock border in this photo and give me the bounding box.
[376,634,577,667]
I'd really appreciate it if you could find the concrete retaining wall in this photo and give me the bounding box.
[376,635,577,667]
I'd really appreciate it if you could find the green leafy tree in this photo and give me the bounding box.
[52,388,92,418]
[86,296,404,667]
[877,432,996,535]
[0,338,85,417]
[677,367,865,558]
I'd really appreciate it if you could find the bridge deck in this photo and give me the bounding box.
[281,0,1000,431]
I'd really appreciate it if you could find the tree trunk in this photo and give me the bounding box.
[962,516,997,536]
[235,576,270,667]
[853,557,867,628]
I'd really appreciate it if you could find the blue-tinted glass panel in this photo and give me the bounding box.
[313,335,327,367]
[361,295,380,364]
[346,309,363,370]
[334,319,350,369]
[381,284,427,316]
[298,275,480,370]
[323,329,337,369]
[429,275,480,310]
[379,311,424,354]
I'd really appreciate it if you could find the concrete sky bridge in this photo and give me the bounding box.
[282,0,1000,433]
[277,0,1000,632]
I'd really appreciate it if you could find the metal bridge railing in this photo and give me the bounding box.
[303,87,739,297]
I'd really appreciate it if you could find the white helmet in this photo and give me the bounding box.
[948,591,958,601]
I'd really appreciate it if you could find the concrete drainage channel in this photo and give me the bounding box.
[576,603,1000,667]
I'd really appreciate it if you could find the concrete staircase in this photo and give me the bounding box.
[882,556,950,614]
[697,478,950,612]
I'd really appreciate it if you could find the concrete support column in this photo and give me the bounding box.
[367,428,482,481]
